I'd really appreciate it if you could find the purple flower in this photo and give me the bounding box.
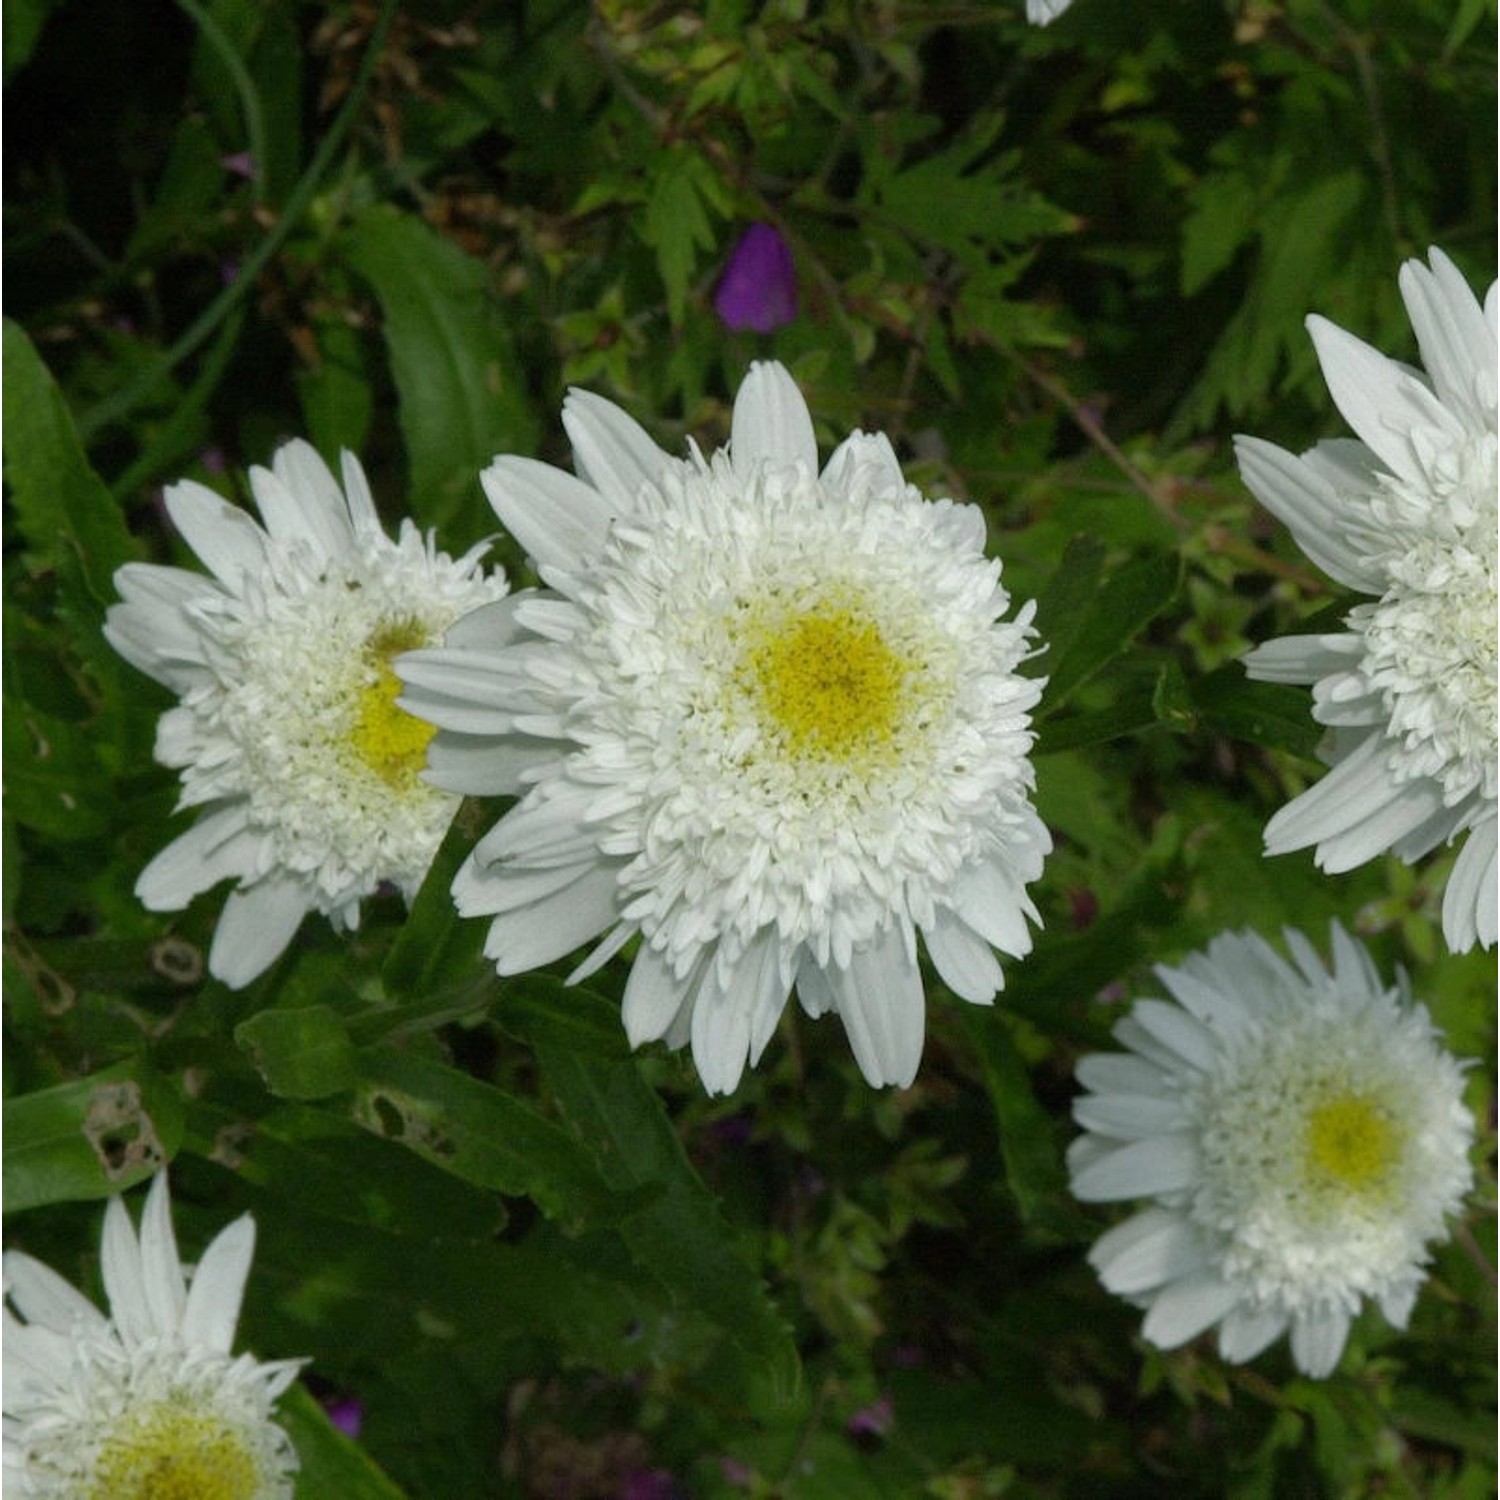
[324,1396,363,1438]
[846,1393,894,1440]
[220,151,258,180]
[714,223,797,333]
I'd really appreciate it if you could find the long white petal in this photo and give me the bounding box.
[135,804,261,910]
[1089,1208,1205,1295]
[1139,1272,1240,1350]
[164,481,269,587]
[821,922,925,1088]
[209,879,310,987]
[562,388,675,512]
[921,906,1003,1003]
[482,456,616,570]
[482,864,618,973]
[99,1194,152,1345]
[1398,247,1497,428]
[1069,1133,1199,1201]
[137,1170,187,1335]
[1443,814,1498,952]
[731,361,818,479]
[2,1251,109,1337]
[181,1214,255,1353]
[1289,1307,1351,1378]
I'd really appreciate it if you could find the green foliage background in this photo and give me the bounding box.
[3,0,1495,1495]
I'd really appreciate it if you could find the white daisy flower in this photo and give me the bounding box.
[105,440,508,986]
[1236,247,1498,951]
[3,1172,304,1498]
[398,361,1049,1094]
[1069,925,1474,1379]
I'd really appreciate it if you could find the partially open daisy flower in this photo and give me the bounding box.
[1069,925,1474,1378]
[105,441,508,986]
[3,1172,303,1498]
[399,361,1049,1093]
[1237,247,1497,951]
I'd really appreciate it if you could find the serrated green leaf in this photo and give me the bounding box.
[2,670,111,839]
[3,1061,186,1212]
[348,1047,617,1225]
[2,319,137,612]
[236,1006,360,1101]
[1040,550,1182,712]
[643,148,722,325]
[498,976,802,1399]
[1028,535,1107,683]
[339,209,537,538]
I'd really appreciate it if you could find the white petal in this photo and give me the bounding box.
[136,804,261,910]
[1233,436,1384,592]
[820,922,926,1088]
[1126,999,1217,1073]
[1139,1272,1240,1350]
[1307,314,1462,485]
[731,361,818,479]
[164,480,269,587]
[444,593,534,652]
[1399,247,1497,427]
[820,430,905,498]
[481,456,616,570]
[181,1213,255,1353]
[424,729,546,796]
[137,1170,186,1334]
[621,942,693,1047]
[104,564,219,686]
[339,449,382,533]
[481,864,618,974]
[562,388,675,512]
[948,853,1040,959]
[1069,1133,1199,1201]
[1217,1305,1288,1364]
[1074,1053,1167,1098]
[209,879,310,987]
[100,1194,151,1345]
[1443,813,1498,952]
[3,1251,108,1337]
[921,906,1003,1003]
[690,933,790,1095]
[1242,632,1362,686]
[260,439,357,560]
[1289,1307,1351,1378]
[1089,1208,1206,1294]
[1072,1092,1186,1139]
[1377,1279,1420,1331]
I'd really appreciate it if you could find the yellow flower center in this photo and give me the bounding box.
[742,603,909,763]
[90,1404,261,1500]
[1304,1093,1399,1193]
[349,621,436,787]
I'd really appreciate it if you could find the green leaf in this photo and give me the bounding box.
[279,1383,411,1500]
[498,976,802,1399]
[380,801,490,1002]
[2,319,137,613]
[348,1046,616,1226]
[962,1010,1075,1239]
[1027,535,1106,684]
[642,148,723,325]
[3,0,61,83]
[236,1006,360,1102]
[3,1061,186,1213]
[1,671,111,839]
[1039,550,1182,713]
[1189,667,1321,756]
[339,209,537,538]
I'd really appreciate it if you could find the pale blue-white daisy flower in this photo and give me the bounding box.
[1069,925,1474,1379]
[105,441,508,986]
[1237,248,1497,951]
[398,362,1050,1094]
[3,1172,304,1498]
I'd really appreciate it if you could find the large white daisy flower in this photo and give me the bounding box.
[3,1172,304,1499]
[1069,925,1474,1379]
[105,440,508,986]
[399,361,1049,1094]
[1236,247,1497,952]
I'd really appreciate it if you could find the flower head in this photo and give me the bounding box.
[1069,925,1474,1378]
[3,1172,304,1498]
[105,441,508,986]
[714,224,798,334]
[399,362,1049,1093]
[1236,247,1497,951]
